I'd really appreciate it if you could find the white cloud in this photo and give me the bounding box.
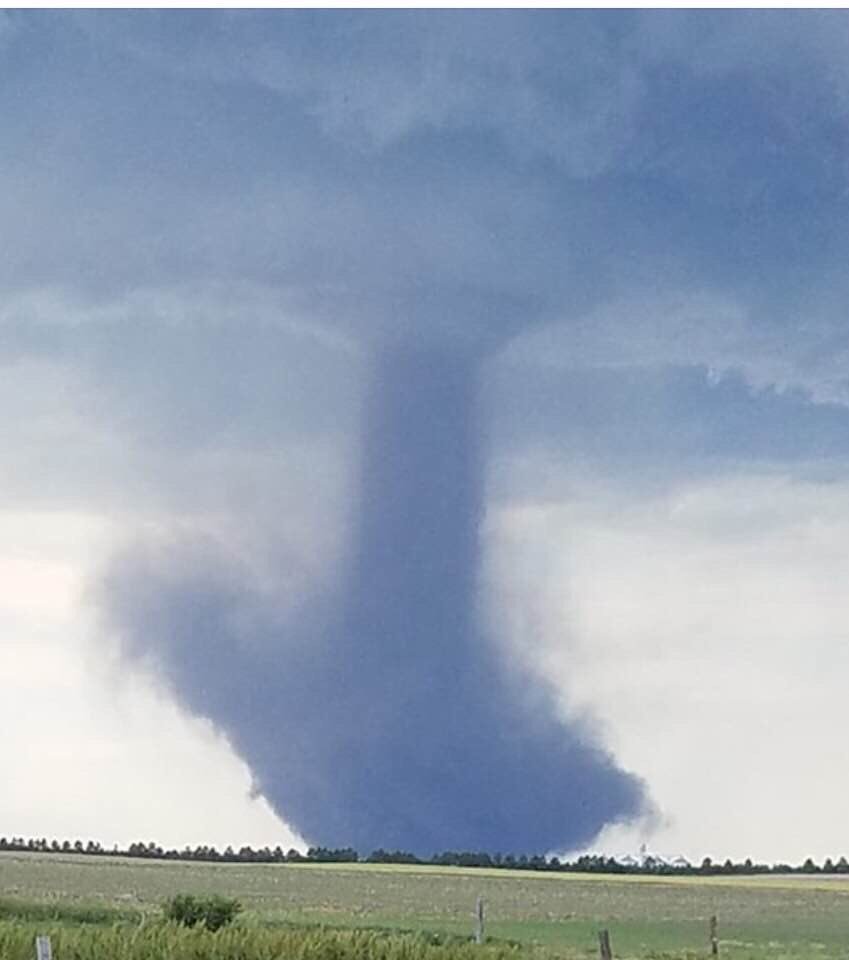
[0,508,301,849]
[1,630,299,849]
[486,469,849,863]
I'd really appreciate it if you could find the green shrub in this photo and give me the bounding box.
[163,893,242,931]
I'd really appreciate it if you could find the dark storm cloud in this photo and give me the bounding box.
[5,9,842,327]
[487,365,849,476]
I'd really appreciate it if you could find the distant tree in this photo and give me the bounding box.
[307,846,356,862]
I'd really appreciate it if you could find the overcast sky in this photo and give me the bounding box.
[4,9,849,863]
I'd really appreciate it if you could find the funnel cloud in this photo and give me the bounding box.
[102,341,646,854]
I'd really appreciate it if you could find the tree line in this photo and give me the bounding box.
[2,835,847,875]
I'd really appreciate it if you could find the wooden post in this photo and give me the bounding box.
[35,936,53,960]
[475,896,485,944]
[598,928,612,960]
[710,915,719,958]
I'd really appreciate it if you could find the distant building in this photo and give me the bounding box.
[617,854,640,867]
[613,847,691,870]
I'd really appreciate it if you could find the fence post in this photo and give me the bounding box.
[598,928,613,960]
[35,936,53,960]
[475,896,485,944]
[710,915,719,958]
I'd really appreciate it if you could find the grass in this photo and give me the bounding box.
[0,920,531,960]
[0,895,142,925]
[4,850,849,959]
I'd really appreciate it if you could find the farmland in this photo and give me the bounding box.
[4,851,849,959]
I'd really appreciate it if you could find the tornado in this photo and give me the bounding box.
[100,338,646,855]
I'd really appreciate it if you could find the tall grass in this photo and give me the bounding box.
[0,921,528,960]
[0,897,142,925]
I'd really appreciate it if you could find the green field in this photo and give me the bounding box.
[4,851,849,959]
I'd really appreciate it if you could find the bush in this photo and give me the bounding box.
[164,893,242,931]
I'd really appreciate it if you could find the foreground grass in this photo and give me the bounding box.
[5,852,849,959]
[0,920,527,960]
[0,895,142,925]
